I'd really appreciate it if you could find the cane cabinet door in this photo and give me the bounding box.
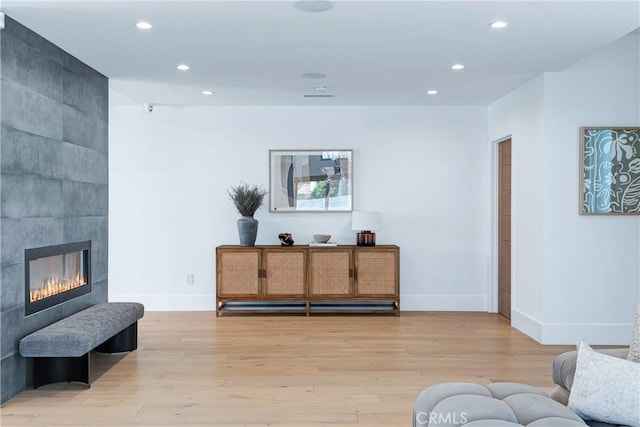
[354,247,399,298]
[263,248,306,298]
[308,248,353,298]
[216,248,261,298]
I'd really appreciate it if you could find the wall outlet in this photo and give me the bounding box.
[186,274,195,285]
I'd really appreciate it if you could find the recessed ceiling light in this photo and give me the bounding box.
[427,90,438,95]
[451,64,465,71]
[490,21,508,29]
[314,85,328,92]
[202,90,214,95]
[302,72,327,79]
[294,0,333,13]
[177,64,190,71]
[136,21,152,30]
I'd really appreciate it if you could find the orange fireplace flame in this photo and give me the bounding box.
[29,272,87,302]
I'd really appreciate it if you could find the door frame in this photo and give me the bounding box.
[489,135,512,314]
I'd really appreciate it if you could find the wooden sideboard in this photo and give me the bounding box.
[215,245,399,316]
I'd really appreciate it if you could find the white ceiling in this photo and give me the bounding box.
[2,1,639,107]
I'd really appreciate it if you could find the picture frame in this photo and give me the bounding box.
[269,149,353,213]
[580,127,640,215]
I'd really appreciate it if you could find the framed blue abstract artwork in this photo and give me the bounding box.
[580,127,640,215]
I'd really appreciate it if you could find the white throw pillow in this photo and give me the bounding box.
[628,303,640,363]
[568,341,640,427]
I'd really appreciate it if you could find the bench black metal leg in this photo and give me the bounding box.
[33,354,89,389]
[95,322,138,354]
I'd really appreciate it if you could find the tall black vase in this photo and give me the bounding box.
[237,216,258,246]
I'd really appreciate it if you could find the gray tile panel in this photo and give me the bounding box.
[90,279,109,306]
[63,68,108,122]
[1,16,64,65]
[0,353,27,403]
[62,106,108,153]
[91,248,108,284]
[0,217,64,265]
[1,80,64,141]
[1,307,25,359]
[62,142,108,184]
[0,174,63,219]
[63,181,108,217]
[1,33,63,101]
[0,126,63,179]
[0,263,24,312]
[63,216,108,251]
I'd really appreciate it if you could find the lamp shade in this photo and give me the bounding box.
[351,211,380,231]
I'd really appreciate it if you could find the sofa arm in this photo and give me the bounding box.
[552,348,629,392]
[549,385,571,406]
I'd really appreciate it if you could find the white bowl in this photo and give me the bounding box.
[313,234,331,243]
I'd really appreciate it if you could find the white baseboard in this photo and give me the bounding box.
[400,294,487,311]
[512,309,632,345]
[511,309,543,342]
[109,294,215,311]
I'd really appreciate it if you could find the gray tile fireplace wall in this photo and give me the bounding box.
[0,16,108,403]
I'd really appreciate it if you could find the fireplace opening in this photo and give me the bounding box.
[25,241,91,316]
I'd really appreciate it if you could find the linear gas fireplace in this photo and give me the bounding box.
[25,241,91,316]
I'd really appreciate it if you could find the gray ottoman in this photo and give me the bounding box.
[414,382,586,427]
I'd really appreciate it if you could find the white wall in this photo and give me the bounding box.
[489,34,640,344]
[109,34,638,344]
[109,106,490,311]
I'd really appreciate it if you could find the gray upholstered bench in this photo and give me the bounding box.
[19,302,144,388]
[414,382,586,427]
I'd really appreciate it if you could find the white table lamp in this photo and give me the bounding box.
[351,211,380,246]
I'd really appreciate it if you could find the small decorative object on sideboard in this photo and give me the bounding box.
[228,181,267,246]
[352,211,380,246]
[278,233,295,246]
[309,234,337,247]
[313,234,331,243]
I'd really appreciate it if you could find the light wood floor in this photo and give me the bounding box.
[1,312,572,426]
